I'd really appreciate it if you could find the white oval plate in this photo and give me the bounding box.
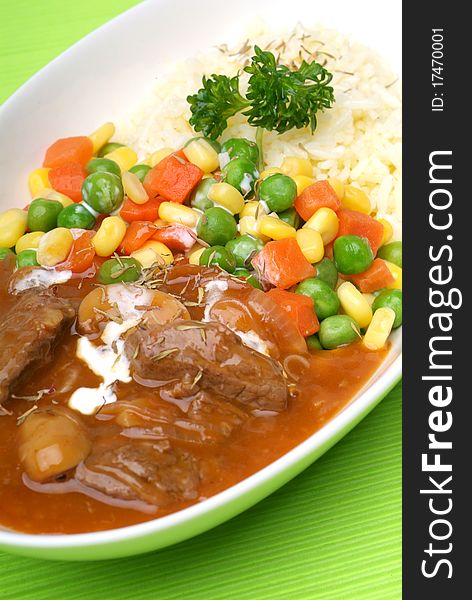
[0,0,401,560]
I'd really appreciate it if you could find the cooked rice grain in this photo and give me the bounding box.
[116,23,401,239]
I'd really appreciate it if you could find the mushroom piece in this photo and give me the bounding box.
[18,408,92,482]
[77,284,190,336]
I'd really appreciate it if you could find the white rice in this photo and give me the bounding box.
[115,22,401,239]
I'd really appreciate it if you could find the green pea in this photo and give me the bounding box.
[0,248,14,261]
[372,289,402,328]
[190,177,217,212]
[259,173,297,213]
[296,277,340,321]
[199,246,236,273]
[81,172,124,214]
[377,241,402,268]
[98,257,142,285]
[86,157,121,177]
[333,235,373,275]
[27,198,63,232]
[16,249,38,269]
[221,138,259,164]
[233,267,263,289]
[222,157,258,196]
[129,164,152,183]
[185,136,221,153]
[197,207,237,246]
[98,142,124,158]
[225,234,264,269]
[306,334,323,351]
[57,203,96,230]
[314,257,338,289]
[319,315,361,349]
[278,207,302,229]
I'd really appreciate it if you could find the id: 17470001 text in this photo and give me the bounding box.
[431,28,445,112]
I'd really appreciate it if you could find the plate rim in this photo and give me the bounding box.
[0,0,402,559]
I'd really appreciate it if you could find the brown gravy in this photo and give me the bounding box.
[0,259,386,534]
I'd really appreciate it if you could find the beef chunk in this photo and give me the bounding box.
[0,290,76,403]
[125,320,288,412]
[109,391,248,447]
[186,391,248,440]
[75,443,200,507]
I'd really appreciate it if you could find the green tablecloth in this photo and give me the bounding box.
[0,2,401,597]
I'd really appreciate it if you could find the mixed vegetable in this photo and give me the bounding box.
[0,49,402,352]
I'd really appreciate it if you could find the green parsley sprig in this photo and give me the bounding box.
[187,46,335,141]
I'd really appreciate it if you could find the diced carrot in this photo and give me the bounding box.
[174,149,188,161]
[143,154,203,204]
[267,288,319,337]
[152,224,197,252]
[346,258,395,293]
[43,136,93,169]
[57,231,95,273]
[48,162,88,203]
[119,221,156,255]
[251,238,315,290]
[294,180,341,221]
[120,197,163,223]
[337,209,384,255]
[324,241,334,260]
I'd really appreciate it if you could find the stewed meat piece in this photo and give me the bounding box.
[104,390,249,447]
[0,290,76,403]
[125,319,288,412]
[75,443,200,507]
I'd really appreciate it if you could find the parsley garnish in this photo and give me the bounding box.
[187,46,335,140]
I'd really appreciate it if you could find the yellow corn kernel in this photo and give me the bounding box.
[122,171,149,205]
[384,260,402,290]
[37,228,73,267]
[131,240,173,269]
[258,215,297,240]
[363,293,376,306]
[182,139,219,173]
[154,219,168,228]
[240,201,259,218]
[158,202,200,228]
[15,231,45,254]
[104,146,137,173]
[28,168,51,198]
[327,177,345,200]
[280,156,313,178]
[88,122,115,154]
[342,185,371,214]
[303,207,339,244]
[0,208,28,248]
[147,148,174,167]
[207,182,245,215]
[363,307,396,350]
[377,218,394,246]
[259,167,282,180]
[295,228,324,263]
[292,175,314,197]
[32,186,53,200]
[188,246,206,266]
[239,216,270,242]
[44,189,74,207]
[92,216,127,257]
[337,281,373,329]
